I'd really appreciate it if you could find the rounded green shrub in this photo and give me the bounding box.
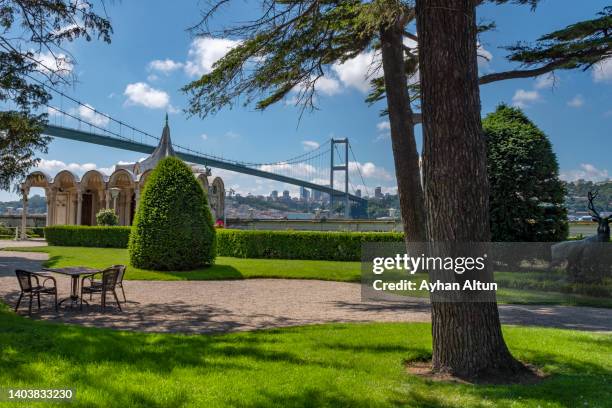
[128,156,216,270]
[96,208,119,226]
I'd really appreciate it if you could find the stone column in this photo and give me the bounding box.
[45,189,51,226]
[105,190,111,209]
[76,189,83,225]
[20,186,29,240]
[48,189,55,226]
[134,186,141,211]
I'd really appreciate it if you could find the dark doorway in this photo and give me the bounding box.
[130,193,136,225]
[81,193,93,225]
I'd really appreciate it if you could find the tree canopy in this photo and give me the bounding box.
[0,0,112,190]
[183,1,611,122]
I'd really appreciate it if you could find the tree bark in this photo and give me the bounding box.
[415,0,525,378]
[380,18,427,243]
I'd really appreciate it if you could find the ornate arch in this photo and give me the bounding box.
[108,168,135,187]
[53,170,79,190]
[24,170,52,189]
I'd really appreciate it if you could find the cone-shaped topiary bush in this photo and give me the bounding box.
[129,156,216,270]
[484,104,568,242]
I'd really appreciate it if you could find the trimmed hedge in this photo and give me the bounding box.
[45,225,131,248]
[216,229,404,261]
[42,226,404,261]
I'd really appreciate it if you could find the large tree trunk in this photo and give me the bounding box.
[380,17,427,242]
[415,0,525,377]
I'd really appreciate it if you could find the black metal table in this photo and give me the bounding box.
[43,267,101,307]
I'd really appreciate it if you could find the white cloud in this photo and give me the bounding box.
[376,121,390,131]
[146,74,159,82]
[512,89,540,108]
[34,51,73,75]
[287,75,341,103]
[567,94,585,108]
[301,140,320,151]
[259,162,317,178]
[123,82,170,109]
[284,95,300,106]
[201,133,209,141]
[534,74,556,90]
[74,104,110,127]
[332,51,380,93]
[315,76,342,96]
[348,161,393,181]
[148,59,184,74]
[46,106,62,117]
[561,164,610,182]
[185,37,240,77]
[35,159,112,176]
[477,43,493,67]
[374,121,391,142]
[592,58,612,83]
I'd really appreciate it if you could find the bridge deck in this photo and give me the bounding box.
[44,125,365,204]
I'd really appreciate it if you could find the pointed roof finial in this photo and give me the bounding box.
[165,112,169,126]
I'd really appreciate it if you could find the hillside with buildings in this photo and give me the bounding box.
[3,181,611,220]
[564,180,612,219]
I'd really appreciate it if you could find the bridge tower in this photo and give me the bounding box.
[330,138,350,218]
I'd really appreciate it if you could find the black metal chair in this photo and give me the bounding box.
[80,267,122,311]
[14,269,58,315]
[85,265,127,303]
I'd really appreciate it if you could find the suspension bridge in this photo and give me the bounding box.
[35,81,370,217]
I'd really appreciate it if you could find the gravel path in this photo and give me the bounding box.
[1,250,611,334]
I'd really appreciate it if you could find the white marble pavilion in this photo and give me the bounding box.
[20,117,225,237]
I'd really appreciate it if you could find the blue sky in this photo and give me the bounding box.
[4,0,611,201]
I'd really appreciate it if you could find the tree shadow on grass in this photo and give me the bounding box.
[140,263,245,280]
[236,388,404,408]
[43,255,62,268]
[0,309,408,407]
[398,339,612,408]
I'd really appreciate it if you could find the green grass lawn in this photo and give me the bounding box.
[6,246,362,282]
[6,246,612,307]
[0,306,610,407]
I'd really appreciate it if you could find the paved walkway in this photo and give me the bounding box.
[1,250,611,334]
[0,239,48,248]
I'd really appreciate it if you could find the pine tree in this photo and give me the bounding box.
[182,0,611,378]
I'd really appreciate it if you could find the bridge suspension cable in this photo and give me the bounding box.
[28,75,333,170]
[18,76,370,205]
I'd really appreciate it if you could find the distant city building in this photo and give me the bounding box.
[374,186,383,199]
[282,190,291,200]
[355,189,362,198]
[270,190,278,200]
[313,189,322,202]
[300,187,310,202]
